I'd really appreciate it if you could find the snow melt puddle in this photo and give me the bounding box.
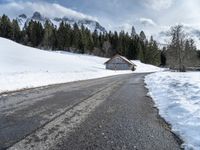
[145,72,200,150]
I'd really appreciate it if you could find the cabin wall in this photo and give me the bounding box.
[106,63,132,70]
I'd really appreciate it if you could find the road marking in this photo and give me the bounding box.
[8,81,122,150]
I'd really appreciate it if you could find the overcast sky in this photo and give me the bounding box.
[0,0,200,45]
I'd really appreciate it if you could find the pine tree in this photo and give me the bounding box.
[123,32,130,58]
[72,23,81,51]
[132,35,140,60]
[0,14,12,38]
[131,26,137,38]
[127,39,134,59]
[160,47,167,66]
[43,20,56,49]
[137,41,143,61]
[117,31,125,55]
[112,31,118,50]
[79,24,87,53]
[146,36,160,65]
[85,29,94,53]
[139,31,146,41]
[11,19,21,42]
[57,21,65,49]
[26,20,44,47]
[57,21,71,50]
[92,29,99,48]
[36,21,44,47]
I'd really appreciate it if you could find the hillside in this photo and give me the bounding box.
[0,38,162,93]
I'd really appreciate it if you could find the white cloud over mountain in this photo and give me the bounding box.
[1,0,200,48]
[0,1,97,20]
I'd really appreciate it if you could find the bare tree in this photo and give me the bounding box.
[167,25,186,71]
[166,25,199,71]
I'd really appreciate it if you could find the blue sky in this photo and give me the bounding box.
[1,0,200,46]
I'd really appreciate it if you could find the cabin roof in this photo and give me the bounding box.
[104,54,136,66]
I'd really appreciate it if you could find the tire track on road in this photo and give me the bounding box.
[8,80,123,150]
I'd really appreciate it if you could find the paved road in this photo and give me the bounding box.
[0,73,181,150]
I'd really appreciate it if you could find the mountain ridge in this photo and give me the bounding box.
[16,11,107,33]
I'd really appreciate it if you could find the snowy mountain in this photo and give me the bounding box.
[16,14,27,28]
[16,11,107,33]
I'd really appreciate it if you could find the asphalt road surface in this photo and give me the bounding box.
[0,73,182,150]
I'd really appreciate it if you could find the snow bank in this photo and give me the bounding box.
[0,37,161,93]
[133,60,163,73]
[145,72,200,150]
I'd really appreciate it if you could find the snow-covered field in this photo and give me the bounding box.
[0,37,161,93]
[145,72,200,150]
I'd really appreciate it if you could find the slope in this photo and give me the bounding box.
[0,38,161,93]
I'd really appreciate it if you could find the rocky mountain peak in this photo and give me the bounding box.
[32,11,43,20]
[19,14,27,19]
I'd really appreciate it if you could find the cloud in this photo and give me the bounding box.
[142,0,174,10]
[0,1,97,20]
[114,23,132,32]
[139,18,157,26]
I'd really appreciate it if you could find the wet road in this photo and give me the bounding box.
[0,73,181,150]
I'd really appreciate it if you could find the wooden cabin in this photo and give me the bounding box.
[104,54,136,71]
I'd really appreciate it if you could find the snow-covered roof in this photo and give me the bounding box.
[104,54,136,66]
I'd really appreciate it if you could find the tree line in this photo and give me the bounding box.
[0,14,161,65]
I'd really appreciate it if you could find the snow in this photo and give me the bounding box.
[0,37,161,93]
[145,72,200,150]
[17,17,27,30]
[133,60,163,73]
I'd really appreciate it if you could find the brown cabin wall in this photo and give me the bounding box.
[106,63,132,70]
